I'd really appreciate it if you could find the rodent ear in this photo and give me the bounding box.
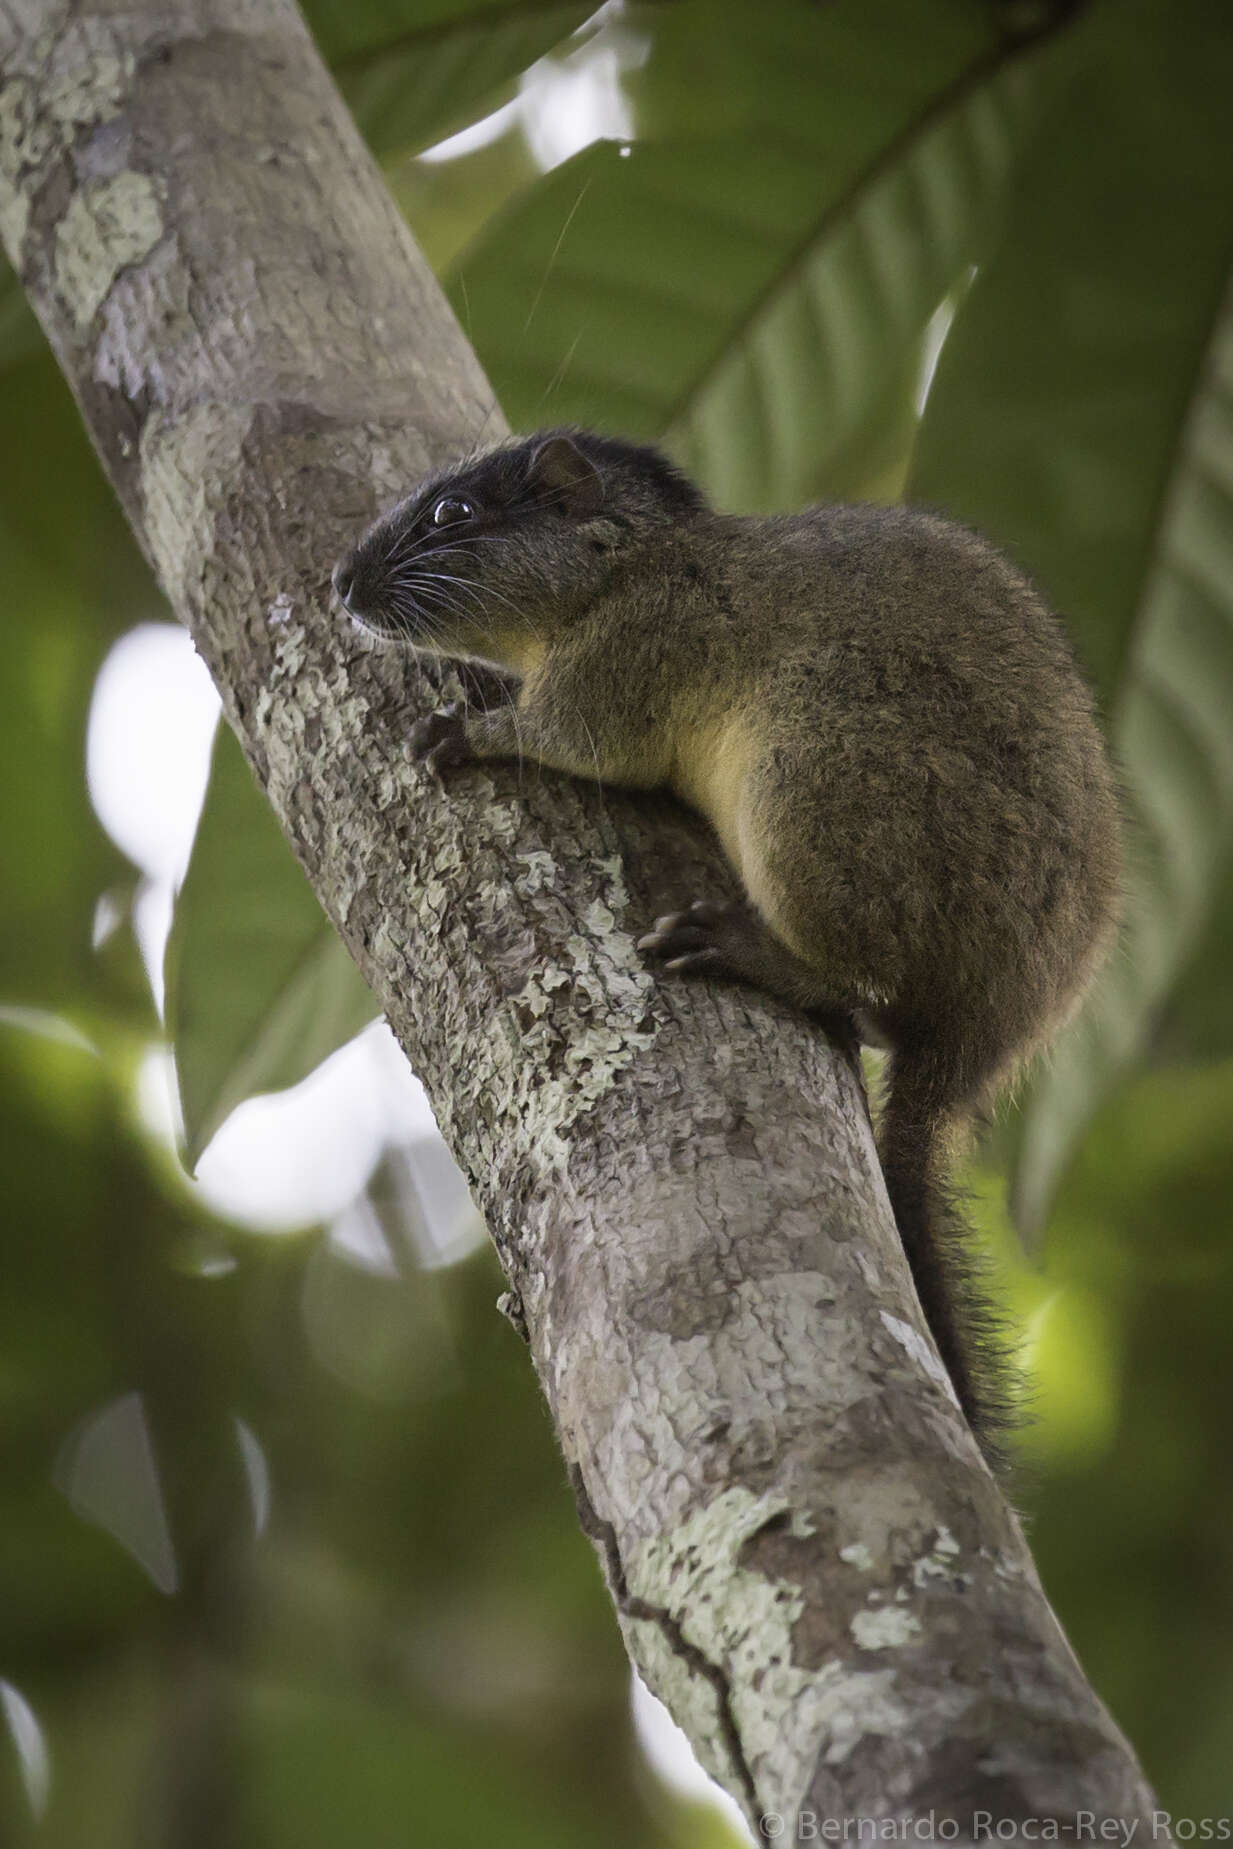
[528,434,604,517]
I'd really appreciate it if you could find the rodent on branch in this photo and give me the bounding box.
[333,429,1121,1465]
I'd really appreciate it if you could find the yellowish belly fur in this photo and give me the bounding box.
[670,710,789,943]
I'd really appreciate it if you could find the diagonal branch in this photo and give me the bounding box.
[0,0,1164,1834]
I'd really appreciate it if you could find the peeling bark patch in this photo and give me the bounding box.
[139,402,250,610]
[44,23,132,134]
[0,169,30,256]
[880,1309,961,1408]
[0,76,52,175]
[808,1661,912,1772]
[850,1605,922,1651]
[912,1526,966,1590]
[738,1510,825,1583]
[54,170,163,327]
[0,78,45,253]
[572,1468,758,1813]
[631,1487,831,1818]
[502,854,657,1171]
[1,27,140,288]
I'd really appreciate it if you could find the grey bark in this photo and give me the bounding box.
[0,0,1165,1838]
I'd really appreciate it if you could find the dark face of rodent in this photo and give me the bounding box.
[332,429,704,671]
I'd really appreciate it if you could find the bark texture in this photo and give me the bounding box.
[0,0,1165,1836]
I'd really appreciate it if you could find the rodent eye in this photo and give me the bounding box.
[431,496,475,527]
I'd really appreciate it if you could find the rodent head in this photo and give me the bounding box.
[332,428,704,672]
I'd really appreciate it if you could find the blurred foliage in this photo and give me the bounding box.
[330,0,597,156]
[446,0,1039,510]
[3,0,1233,1840]
[912,0,1233,1230]
[166,724,377,1167]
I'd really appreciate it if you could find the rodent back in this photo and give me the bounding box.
[691,503,1121,1050]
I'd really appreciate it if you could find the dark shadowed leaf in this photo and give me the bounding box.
[312,0,596,158]
[1156,850,1233,1064]
[0,259,43,371]
[910,0,1233,1232]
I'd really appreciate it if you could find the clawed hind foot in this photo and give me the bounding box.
[639,898,859,1044]
[637,899,750,977]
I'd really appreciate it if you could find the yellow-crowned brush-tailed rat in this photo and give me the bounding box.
[334,429,1122,1465]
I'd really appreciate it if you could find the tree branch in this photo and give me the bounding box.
[0,0,1164,1834]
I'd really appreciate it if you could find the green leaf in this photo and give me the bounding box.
[243,1683,584,1849]
[446,0,1044,508]
[165,723,378,1167]
[389,116,542,276]
[1156,849,1233,1064]
[314,0,595,159]
[0,258,44,371]
[910,0,1233,1232]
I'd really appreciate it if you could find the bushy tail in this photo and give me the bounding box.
[879,1038,1014,1468]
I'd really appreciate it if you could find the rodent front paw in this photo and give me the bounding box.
[408,704,470,776]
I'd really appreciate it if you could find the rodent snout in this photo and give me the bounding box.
[331,555,357,610]
[331,543,399,637]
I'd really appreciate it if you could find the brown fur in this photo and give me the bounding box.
[335,429,1122,1466]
